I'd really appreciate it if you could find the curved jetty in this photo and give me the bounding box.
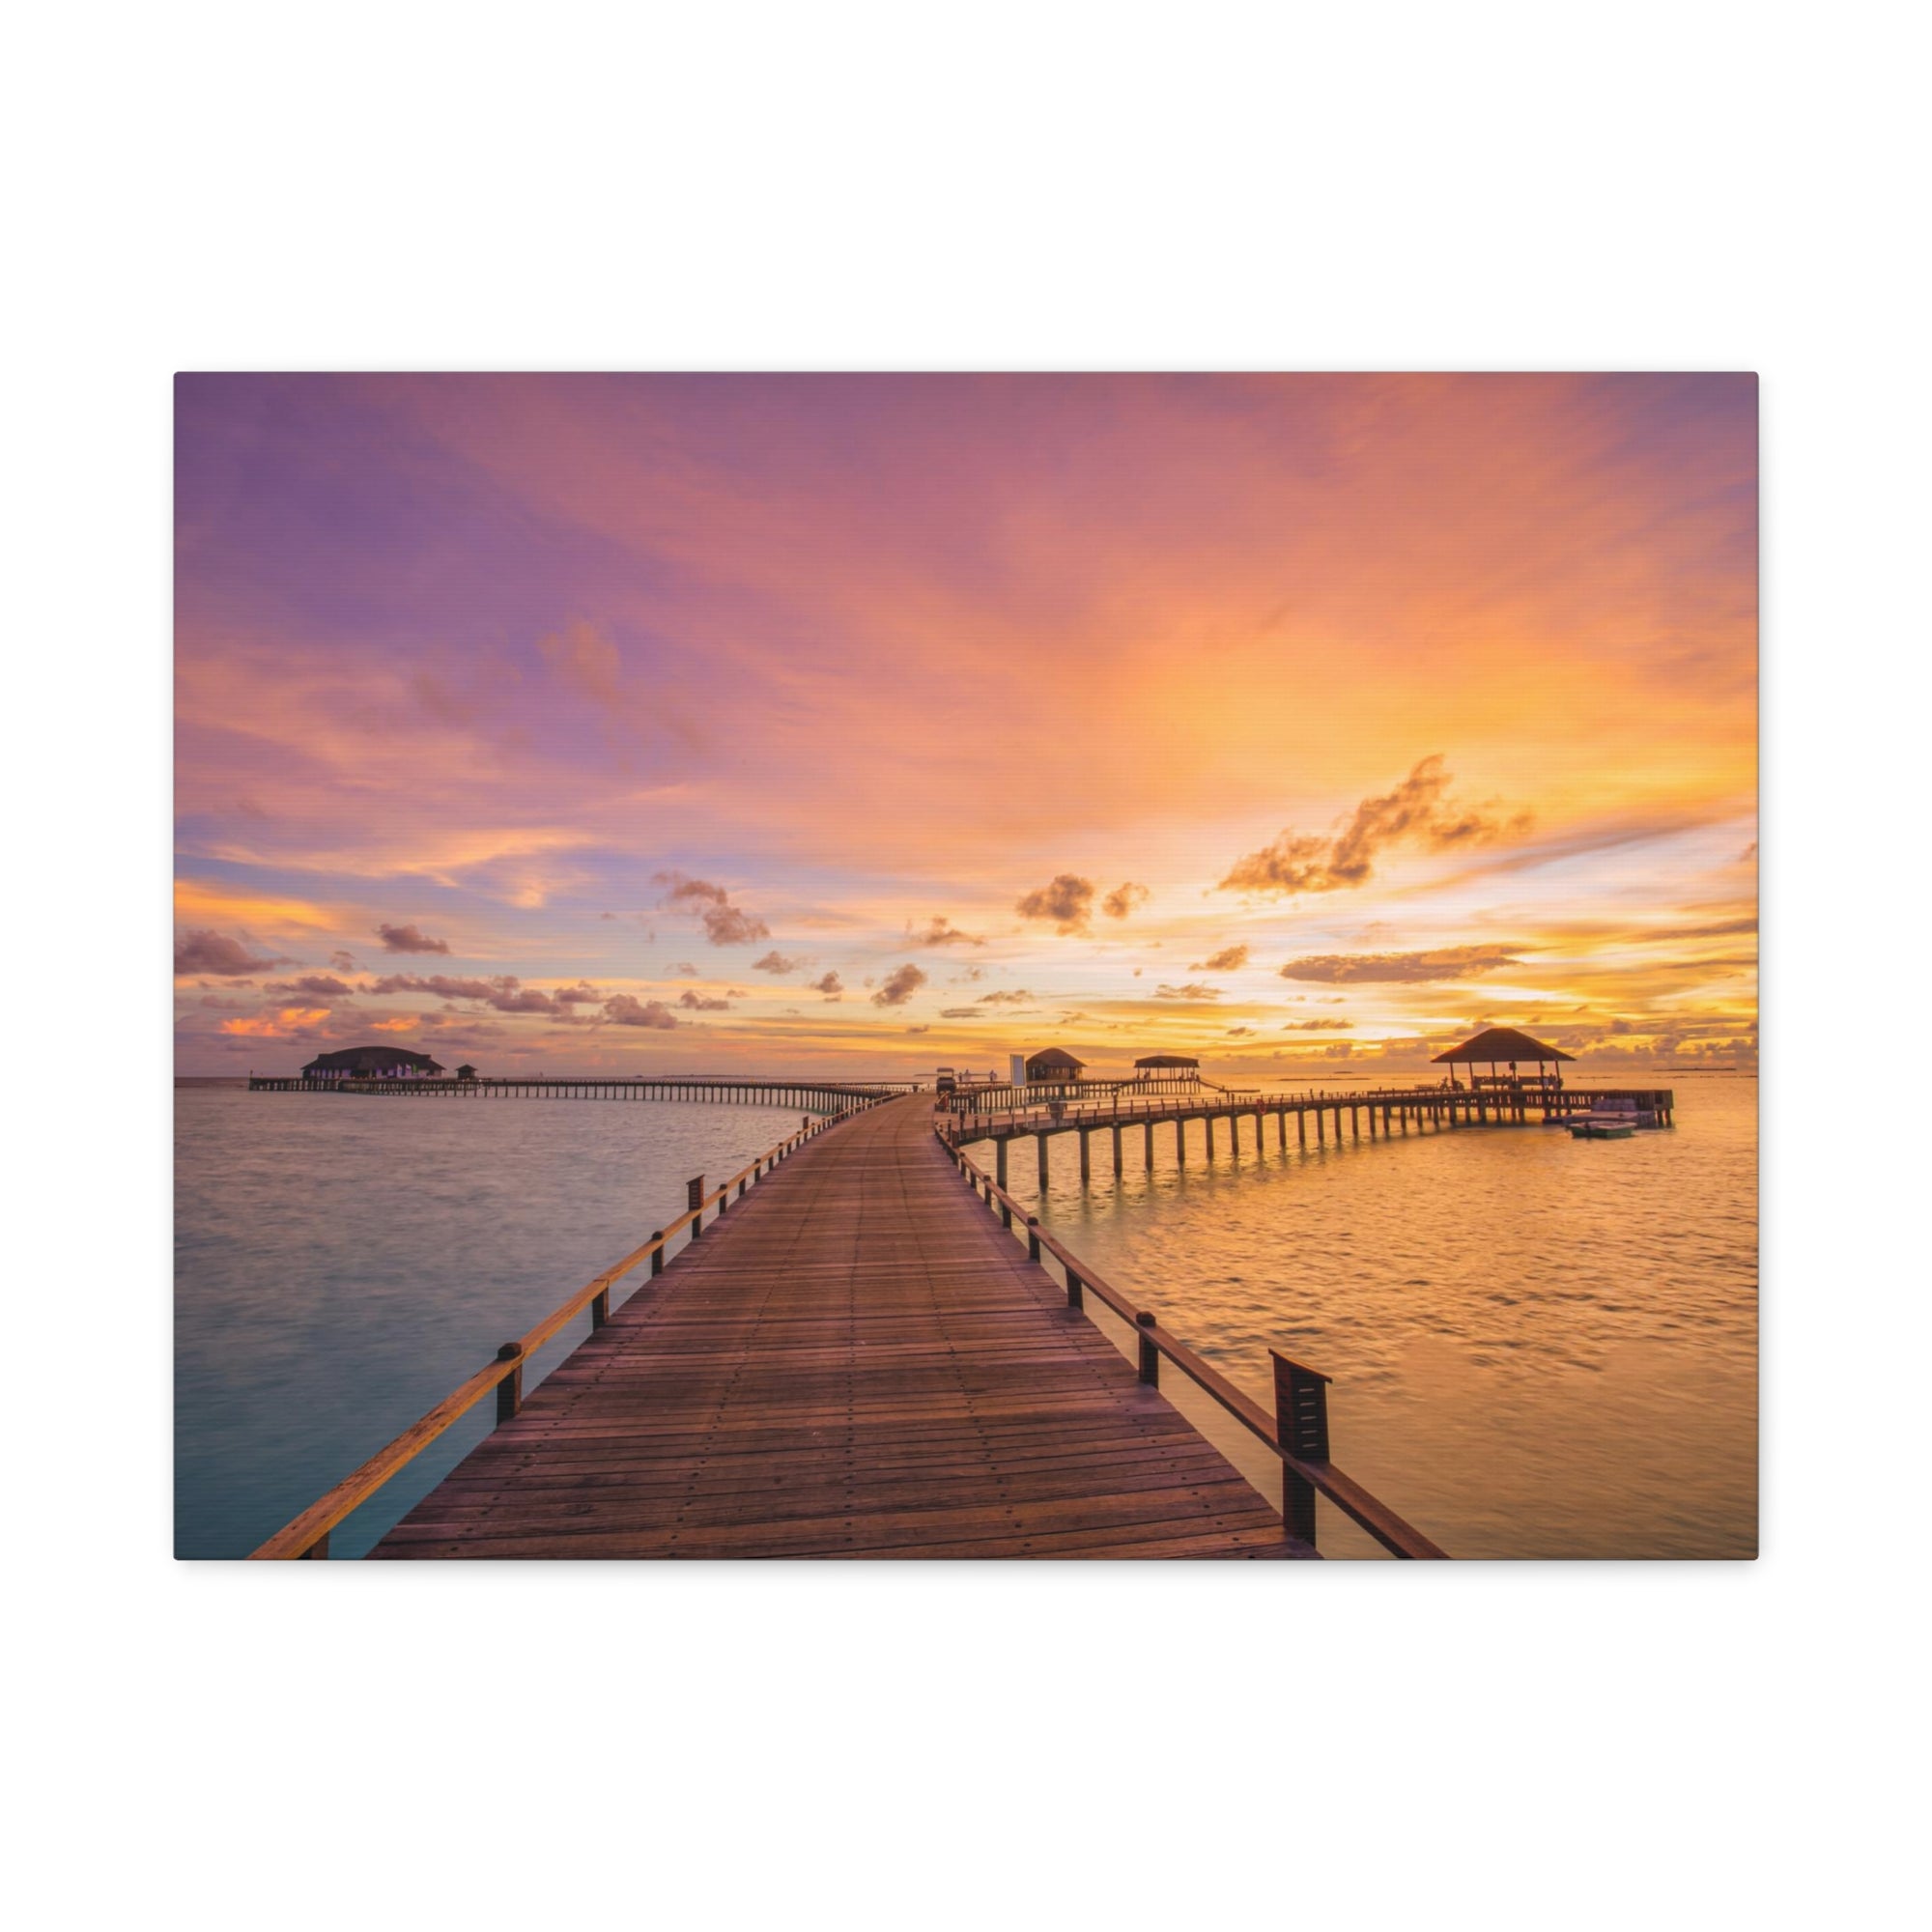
[369,1095,1308,1559]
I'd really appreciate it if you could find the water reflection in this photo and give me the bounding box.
[175,1089,810,1558]
[996,1076,1756,1558]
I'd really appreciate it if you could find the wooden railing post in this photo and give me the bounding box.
[496,1342,524,1425]
[1136,1312,1159,1384]
[650,1232,665,1276]
[299,1532,329,1559]
[590,1283,610,1328]
[688,1176,705,1236]
[1066,1267,1083,1310]
[1027,1215,1041,1261]
[1271,1351,1332,1544]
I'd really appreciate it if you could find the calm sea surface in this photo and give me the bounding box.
[1001,1072,1757,1558]
[175,1088,810,1557]
[177,1074,1756,1560]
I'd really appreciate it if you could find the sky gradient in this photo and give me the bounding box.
[174,374,1757,1078]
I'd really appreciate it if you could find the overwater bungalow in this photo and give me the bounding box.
[301,1045,447,1082]
[1432,1026,1573,1092]
[1022,1047,1086,1084]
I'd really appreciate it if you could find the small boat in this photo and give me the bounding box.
[1570,1115,1636,1140]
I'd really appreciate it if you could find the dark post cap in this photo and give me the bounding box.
[1135,1311,1156,1328]
[497,1341,522,1361]
[1267,1348,1332,1384]
[1026,1215,1039,1226]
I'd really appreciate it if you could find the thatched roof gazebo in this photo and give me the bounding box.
[1432,1026,1572,1090]
[1133,1053,1199,1070]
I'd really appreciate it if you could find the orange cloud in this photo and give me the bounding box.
[218,1007,331,1037]
[175,879,334,931]
[175,375,1754,1076]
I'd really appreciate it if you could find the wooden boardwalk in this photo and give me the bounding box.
[372,1095,1304,1559]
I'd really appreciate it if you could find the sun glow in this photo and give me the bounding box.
[176,375,1756,1077]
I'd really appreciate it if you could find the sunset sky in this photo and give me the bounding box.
[174,373,1756,1079]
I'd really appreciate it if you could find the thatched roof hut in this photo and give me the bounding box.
[1432,1027,1572,1087]
[301,1045,446,1079]
[1023,1047,1086,1081]
[1133,1053,1199,1070]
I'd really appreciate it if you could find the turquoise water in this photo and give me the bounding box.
[174,1087,809,1557]
[980,1072,1757,1558]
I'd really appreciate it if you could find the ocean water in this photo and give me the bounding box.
[980,1072,1757,1558]
[177,1074,1756,1561]
[174,1086,811,1557]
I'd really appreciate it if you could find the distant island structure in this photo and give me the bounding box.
[1433,1026,1574,1092]
[252,1062,919,1109]
[300,1045,447,1081]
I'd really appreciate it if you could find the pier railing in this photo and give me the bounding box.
[250,1100,885,1559]
[248,1073,919,1104]
[946,1087,1401,1137]
[942,1074,1219,1116]
[943,1082,1672,1139]
[941,1130,1446,1558]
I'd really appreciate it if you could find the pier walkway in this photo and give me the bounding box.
[370,1096,1305,1558]
[949,1082,1675,1190]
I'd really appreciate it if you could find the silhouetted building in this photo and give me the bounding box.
[1432,1027,1572,1091]
[301,1045,446,1081]
[1023,1047,1086,1083]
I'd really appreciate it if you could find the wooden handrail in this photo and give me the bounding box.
[940,1081,1671,1138]
[944,1131,1446,1558]
[250,1100,886,1558]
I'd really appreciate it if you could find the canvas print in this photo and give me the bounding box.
[175,373,1757,1560]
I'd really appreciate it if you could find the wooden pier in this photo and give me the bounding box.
[246,1072,915,1111]
[946,1082,1676,1190]
[256,1094,1439,1559]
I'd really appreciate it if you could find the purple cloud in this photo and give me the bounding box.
[377,922,451,954]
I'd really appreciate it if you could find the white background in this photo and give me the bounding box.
[8,3,1925,1927]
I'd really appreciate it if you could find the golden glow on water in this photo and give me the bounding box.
[999,1073,1755,1558]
